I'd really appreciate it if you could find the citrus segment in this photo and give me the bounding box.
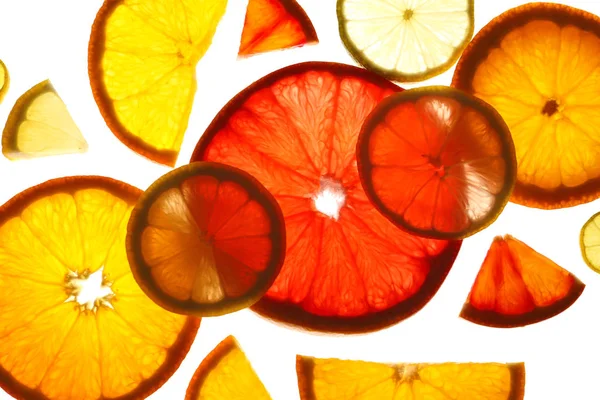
[0,59,8,103]
[185,336,271,400]
[192,62,461,333]
[337,0,474,82]
[296,356,525,400]
[580,212,600,274]
[357,86,516,240]
[2,80,87,160]
[453,3,600,208]
[462,234,585,328]
[127,162,286,317]
[0,177,198,400]
[239,0,318,57]
[89,0,227,166]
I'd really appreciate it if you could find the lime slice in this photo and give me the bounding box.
[581,212,600,273]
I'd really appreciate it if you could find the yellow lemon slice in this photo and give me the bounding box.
[580,212,600,274]
[0,59,8,103]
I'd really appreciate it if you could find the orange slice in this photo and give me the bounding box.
[297,355,525,400]
[2,80,88,160]
[239,0,318,57]
[357,86,516,240]
[127,162,286,317]
[462,234,585,328]
[0,176,198,400]
[453,3,600,209]
[89,0,227,166]
[580,211,600,274]
[185,336,271,400]
[0,59,8,103]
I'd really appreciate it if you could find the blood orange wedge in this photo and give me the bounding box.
[357,86,516,240]
[191,62,462,333]
[0,59,8,104]
[453,3,600,209]
[238,0,318,57]
[580,211,600,274]
[185,336,271,400]
[0,176,198,400]
[296,355,525,400]
[89,0,227,166]
[127,162,286,317]
[462,234,585,328]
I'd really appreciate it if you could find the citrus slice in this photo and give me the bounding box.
[127,162,286,317]
[0,59,8,103]
[357,86,516,240]
[337,0,474,82]
[185,336,271,400]
[453,3,600,209]
[462,234,585,328]
[88,0,227,166]
[191,62,461,333]
[0,176,198,400]
[2,80,88,160]
[239,0,318,57]
[580,212,600,274]
[296,355,525,400]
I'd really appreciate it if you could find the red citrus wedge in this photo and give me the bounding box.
[192,62,462,333]
[238,0,318,57]
[357,86,516,240]
[462,234,585,328]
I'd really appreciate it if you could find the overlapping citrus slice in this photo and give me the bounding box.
[357,86,516,240]
[453,3,600,209]
[88,0,227,166]
[462,234,585,328]
[192,62,461,333]
[0,59,8,103]
[127,162,286,317]
[2,80,88,160]
[239,0,318,57]
[297,355,525,400]
[0,176,198,400]
[337,0,474,82]
[185,336,271,400]
[580,212,600,274]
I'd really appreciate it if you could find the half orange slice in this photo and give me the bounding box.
[0,59,8,103]
[462,234,585,328]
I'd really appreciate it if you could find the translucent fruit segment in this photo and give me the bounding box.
[580,212,600,274]
[0,59,8,103]
[462,234,585,328]
[238,0,318,57]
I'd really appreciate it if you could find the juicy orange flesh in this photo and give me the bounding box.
[141,175,274,303]
[0,61,6,97]
[196,69,455,318]
[366,95,507,234]
[470,18,600,191]
[468,235,575,315]
[0,185,189,399]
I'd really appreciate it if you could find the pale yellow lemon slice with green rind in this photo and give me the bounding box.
[89,0,228,166]
[0,59,8,103]
[580,211,600,274]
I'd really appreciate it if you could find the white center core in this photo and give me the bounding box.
[312,177,346,220]
[65,267,114,312]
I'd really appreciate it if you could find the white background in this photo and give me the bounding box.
[0,0,599,399]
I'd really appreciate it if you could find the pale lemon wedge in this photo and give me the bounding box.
[0,59,8,103]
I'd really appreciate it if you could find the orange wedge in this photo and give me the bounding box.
[0,59,8,103]
[2,80,88,160]
[297,355,525,400]
[127,162,286,317]
[89,0,227,166]
[0,176,198,400]
[453,3,600,208]
[185,336,271,400]
[238,0,318,57]
[462,234,585,328]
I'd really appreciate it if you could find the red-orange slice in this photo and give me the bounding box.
[357,86,517,239]
[192,62,461,333]
[127,162,286,317]
[462,234,585,328]
[238,0,318,57]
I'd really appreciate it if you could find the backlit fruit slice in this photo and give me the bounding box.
[0,59,8,103]
[580,212,600,274]
[88,0,227,166]
[297,355,525,400]
[462,234,585,328]
[0,176,198,400]
[357,86,516,240]
[239,0,318,57]
[453,3,600,209]
[337,0,474,82]
[185,336,271,400]
[127,162,286,317]
[2,80,88,160]
[192,62,462,333]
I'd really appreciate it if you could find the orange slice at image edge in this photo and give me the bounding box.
[127,162,286,317]
[0,59,9,103]
[462,234,585,328]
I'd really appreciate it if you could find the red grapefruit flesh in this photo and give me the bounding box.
[192,62,461,333]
